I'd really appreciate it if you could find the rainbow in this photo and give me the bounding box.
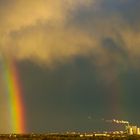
[0,55,25,133]
[95,66,124,118]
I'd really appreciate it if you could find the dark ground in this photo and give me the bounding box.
[0,134,140,140]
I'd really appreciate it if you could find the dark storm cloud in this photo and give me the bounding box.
[0,0,140,132]
[100,0,140,26]
[0,0,140,68]
[70,0,140,68]
[18,58,110,132]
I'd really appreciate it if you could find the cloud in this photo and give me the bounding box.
[0,0,98,66]
[0,0,95,32]
[0,0,140,70]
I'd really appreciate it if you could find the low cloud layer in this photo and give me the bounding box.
[0,0,140,68]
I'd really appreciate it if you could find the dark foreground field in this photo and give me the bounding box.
[0,134,140,140]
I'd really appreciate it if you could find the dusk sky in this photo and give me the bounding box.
[0,0,140,133]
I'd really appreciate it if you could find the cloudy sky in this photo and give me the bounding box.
[0,0,140,133]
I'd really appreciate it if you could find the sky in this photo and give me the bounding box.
[0,0,140,133]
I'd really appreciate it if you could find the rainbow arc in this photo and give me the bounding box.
[0,55,25,133]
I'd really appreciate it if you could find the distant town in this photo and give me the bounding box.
[0,119,140,140]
